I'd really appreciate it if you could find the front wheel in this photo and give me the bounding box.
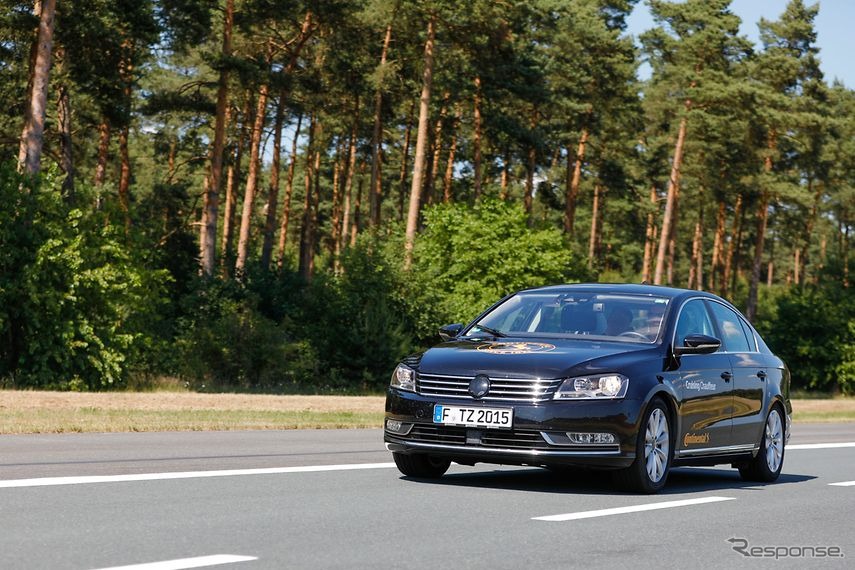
[392,452,451,479]
[614,399,672,493]
[738,406,785,482]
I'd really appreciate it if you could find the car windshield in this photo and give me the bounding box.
[465,291,670,343]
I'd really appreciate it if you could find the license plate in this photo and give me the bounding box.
[433,405,513,429]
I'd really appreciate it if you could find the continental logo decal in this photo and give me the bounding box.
[477,342,557,355]
[684,432,711,446]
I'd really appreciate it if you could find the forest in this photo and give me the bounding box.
[0,0,852,394]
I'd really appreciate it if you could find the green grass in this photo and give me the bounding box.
[0,408,385,434]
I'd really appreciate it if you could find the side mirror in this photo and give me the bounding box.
[438,323,464,341]
[674,334,721,356]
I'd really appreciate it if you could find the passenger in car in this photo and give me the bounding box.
[605,307,634,336]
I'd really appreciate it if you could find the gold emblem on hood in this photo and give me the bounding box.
[477,342,557,355]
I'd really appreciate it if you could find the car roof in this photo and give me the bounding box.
[520,283,717,301]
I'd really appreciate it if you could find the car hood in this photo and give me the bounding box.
[415,337,658,379]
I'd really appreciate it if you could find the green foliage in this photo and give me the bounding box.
[755,283,855,394]
[173,240,414,393]
[0,164,169,390]
[174,277,319,392]
[407,199,581,340]
[301,238,414,390]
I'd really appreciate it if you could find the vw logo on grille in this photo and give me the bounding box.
[469,374,491,399]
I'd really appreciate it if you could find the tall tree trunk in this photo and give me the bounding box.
[56,55,74,199]
[442,103,461,203]
[722,193,743,298]
[339,104,359,260]
[235,67,271,274]
[524,145,536,216]
[709,200,726,292]
[746,133,776,321]
[746,191,770,321]
[404,14,437,269]
[330,143,343,268]
[423,92,448,206]
[308,146,322,278]
[223,94,253,266]
[688,204,704,290]
[94,119,110,188]
[793,248,800,286]
[642,187,658,283]
[397,98,416,221]
[118,122,131,226]
[797,177,823,284]
[116,37,136,230]
[843,213,850,288]
[260,91,286,269]
[200,0,234,276]
[17,0,56,175]
[564,128,589,235]
[350,163,366,246]
[654,113,688,285]
[587,184,602,269]
[500,147,511,200]
[299,116,318,280]
[666,191,679,286]
[369,19,394,228]
[472,75,483,200]
[524,108,538,218]
[277,112,302,268]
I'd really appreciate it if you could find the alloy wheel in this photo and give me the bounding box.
[644,408,670,483]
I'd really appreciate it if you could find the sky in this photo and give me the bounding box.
[626,0,854,87]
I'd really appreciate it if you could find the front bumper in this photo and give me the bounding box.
[384,388,642,469]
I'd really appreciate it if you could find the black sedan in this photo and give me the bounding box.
[384,283,791,493]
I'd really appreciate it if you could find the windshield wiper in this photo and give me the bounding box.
[471,324,506,338]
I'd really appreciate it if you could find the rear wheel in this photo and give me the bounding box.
[392,452,451,479]
[614,399,672,493]
[738,406,784,482]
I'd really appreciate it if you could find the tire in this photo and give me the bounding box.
[392,452,451,479]
[738,406,785,482]
[614,399,672,493]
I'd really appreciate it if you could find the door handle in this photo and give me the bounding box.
[721,371,732,382]
[757,370,767,380]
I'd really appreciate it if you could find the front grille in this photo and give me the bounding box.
[408,425,551,451]
[417,373,562,402]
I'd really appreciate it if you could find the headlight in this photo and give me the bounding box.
[390,363,416,392]
[553,374,629,400]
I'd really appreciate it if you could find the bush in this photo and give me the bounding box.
[0,164,168,390]
[755,284,854,394]
[173,276,319,392]
[406,199,582,341]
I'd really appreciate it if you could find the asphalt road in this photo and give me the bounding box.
[0,424,853,570]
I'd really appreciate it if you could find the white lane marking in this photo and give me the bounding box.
[829,481,855,487]
[788,442,855,450]
[533,496,736,522]
[91,554,257,570]
[0,462,396,489]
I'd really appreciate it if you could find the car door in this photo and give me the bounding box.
[707,300,766,447]
[675,299,734,453]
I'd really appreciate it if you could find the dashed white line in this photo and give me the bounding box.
[0,462,396,489]
[829,481,855,487]
[532,496,736,522]
[91,554,257,570]
[788,442,855,450]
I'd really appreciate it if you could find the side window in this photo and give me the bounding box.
[738,318,758,351]
[675,299,715,346]
[708,302,752,352]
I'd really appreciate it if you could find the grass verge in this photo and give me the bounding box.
[0,391,852,434]
[0,391,385,434]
